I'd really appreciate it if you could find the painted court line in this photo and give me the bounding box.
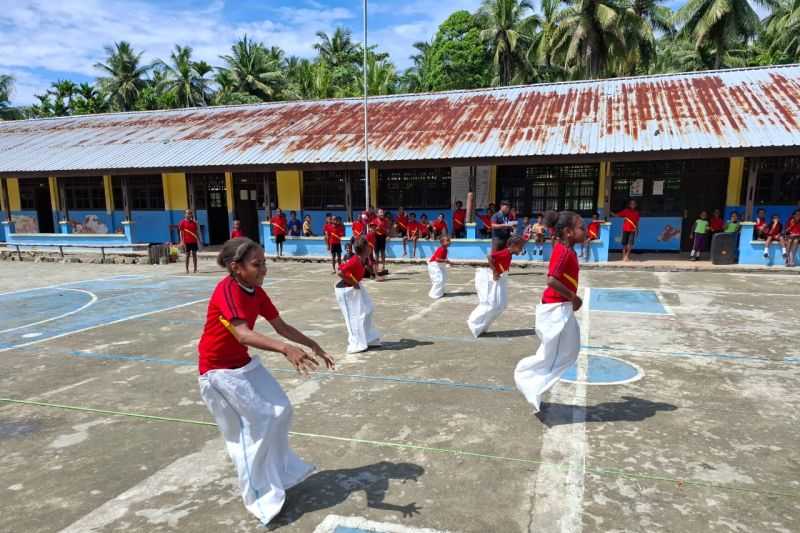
[1,397,793,499]
[0,288,98,335]
[0,298,208,353]
[0,274,146,297]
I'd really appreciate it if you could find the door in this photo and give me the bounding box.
[205,175,230,245]
[680,160,728,251]
[233,176,259,240]
[34,185,54,233]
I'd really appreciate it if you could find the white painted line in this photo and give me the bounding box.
[0,275,146,297]
[33,377,99,400]
[0,289,98,334]
[530,288,589,532]
[0,298,208,353]
[313,515,449,533]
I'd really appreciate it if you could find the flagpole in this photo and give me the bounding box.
[362,0,370,212]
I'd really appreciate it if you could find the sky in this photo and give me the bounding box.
[0,0,489,106]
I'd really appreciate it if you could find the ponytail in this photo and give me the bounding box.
[542,210,579,239]
[217,237,262,272]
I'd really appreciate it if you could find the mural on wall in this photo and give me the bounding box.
[12,215,38,233]
[72,215,109,234]
[656,225,682,243]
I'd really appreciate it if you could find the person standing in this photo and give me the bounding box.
[612,200,640,262]
[179,209,200,274]
[490,201,517,251]
[270,208,287,257]
[452,200,467,239]
[287,211,302,237]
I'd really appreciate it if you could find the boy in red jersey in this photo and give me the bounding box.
[452,200,467,238]
[431,213,449,239]
[395,207,409,256]
[230,219,244,239]
[762,214,786,261]
[407,213,420,258]
[583,212,601,260]
[371,209,391,275]
[515,210,586,413]
[327,216,345,273]
[418,215,431,240]
[270,208,287,257]
[427,235,452,299]
[754,208,768,240]
[786,210,800,267]
[612,200,640,261]
[467,236,526,337]
[335,237,382,353]
[197,238,334,526]
[178,209,200,274]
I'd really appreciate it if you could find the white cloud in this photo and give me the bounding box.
[0,0,484,105]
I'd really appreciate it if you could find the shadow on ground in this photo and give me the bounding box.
[373,339,434,351]
[270,461,425,529]
[480,328,536,338]
[537,396,677,427]
[441,291,476,298]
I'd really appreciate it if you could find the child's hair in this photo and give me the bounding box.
[506,235,524,248]
[439,235,450,244]
[542,210,579,239]
[352,236,369,255]
[335,216,342,223]
[217,237,261,272]
[593,212,600,218]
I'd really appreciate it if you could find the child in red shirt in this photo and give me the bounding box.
[335,236,382,353]
[583,212,601,261]
[754,208,768,240]
[452,201,467,238]
[427,236,452,299]
[467,236,526,337]
[197,237,334,526]
[612,200,640,262]
[431,213,448,239]
[763,214,786,261]
[178,209,200,274]
[418,215,431,240]
[407,213,420,258]
[230,219,244,239]
[786,210,800,267]
[270,208,287,257]
[515,210,586,413]
[351,212,368,241]
[327,216,345,273]
[395,207,409,257]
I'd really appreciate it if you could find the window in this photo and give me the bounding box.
[187,174,226,210]
[377,168,451,209]
[303,170,365,210]
[18,179,47,209]
[112,175,164,210]
[62,176,105,210]
[497,164,598,216]
[755,157,800,205]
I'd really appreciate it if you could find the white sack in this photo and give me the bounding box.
[514,302,580,412]
[427,261,447,299]
[335,285,382,353]
[466,267,508,337]
[199,359,315,525]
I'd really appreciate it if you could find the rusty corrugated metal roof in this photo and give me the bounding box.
[2,64,800,173]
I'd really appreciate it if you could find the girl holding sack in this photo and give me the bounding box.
[514,211,586,413]
[335,236,382,353]
[467,235,525,337]
[427,236,452,299]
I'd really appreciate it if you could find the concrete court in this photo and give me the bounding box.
[0,259,798,533]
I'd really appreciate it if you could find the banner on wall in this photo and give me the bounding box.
[451,167,470,209]
[475,166,490,209]
[630,179,644,197]
[608,217,682,251]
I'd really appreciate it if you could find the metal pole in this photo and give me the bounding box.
[362,0,370,211]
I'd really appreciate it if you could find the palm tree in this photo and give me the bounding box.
[365,55,398,96]
[479,0,539,85]
[95,41,151,111]
[402,41,435,92]
[0,74,13,111]
[72,83,109,115]
[674,0,762,69]
[526,0,568,81]
[314,27,360,67]
[551,0,627,79]
[619,0,674,74]
[50,79,78,109]
[157,45,208,108]
[761,0,800,61]
[219,36,285,100]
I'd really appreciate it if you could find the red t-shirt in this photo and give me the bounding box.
[617,209,640,233]
[352,220,366,238]
[587,221,601,240]
[419,222,430,237]
[788,217,800,236]
[709,216,725,232]
[453,209,466,231]
[490,247,512,274]
[479,214,492,230]
[431,219,448,235]
[271,215,287,236]
[339,255,365,284]
[542,242,580,304]
[755,217,767,233]
[395,214,409,233]
[366,230,377,249]
[230,229,244,239]
[765,221,782,237]
[179,219,199,244]
[371,217,390,236]
[407,221,419,238]
[429,246,448,262]
[327,224,345,245]
[197,276,279,375]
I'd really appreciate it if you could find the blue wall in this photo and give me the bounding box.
[608,217,683,251]
[737,222,800,266]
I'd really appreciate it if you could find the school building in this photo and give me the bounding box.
[1,64,799,261]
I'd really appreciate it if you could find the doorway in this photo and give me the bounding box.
[190,174,229,245]
[680,160,728,251]
[233,174,260,240]
[19,178,54,233]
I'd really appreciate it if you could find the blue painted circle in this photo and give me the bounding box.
[0,289,92,332]
[560,354,642,385]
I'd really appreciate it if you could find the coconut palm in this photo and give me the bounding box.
[50,79,78,109]
[761,0,800,61]
[0,74,13,110]
[314,27,361,68]
[479,0,539,85]
[365,55,398,96]
[95,41,151,111]
[219,36,285,101]
[157,45,209,108]
[551,0,627,79]
[402,41,435,92]
[674,0,762,69]
[71,83,109,115]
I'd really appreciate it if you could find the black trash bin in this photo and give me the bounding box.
[711,232,738,265]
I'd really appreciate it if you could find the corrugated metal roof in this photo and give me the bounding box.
[2,64,800,174]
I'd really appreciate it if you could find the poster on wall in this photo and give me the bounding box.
[630,178,644,197]
[652,180,664,196]
[475,166,490,209]
[450,167,470,209]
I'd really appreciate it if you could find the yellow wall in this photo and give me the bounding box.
[597,161,609,209]
[162,172,188,211]
[102,176,113,213]
[7,178,20,211]
[0,179,6,212]
[276,170,302,211]
[489,166,497,204]
[726,157,745,206]
[49,177,60,211]
[224,172,235,213]
[369,168,377,208]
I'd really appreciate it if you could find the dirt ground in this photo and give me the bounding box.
[1,259,798,533]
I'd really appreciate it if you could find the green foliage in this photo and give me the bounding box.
[425,11,492,91]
